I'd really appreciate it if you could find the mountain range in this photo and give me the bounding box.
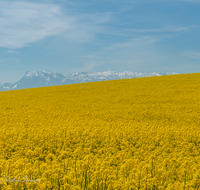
[0,70,178,91]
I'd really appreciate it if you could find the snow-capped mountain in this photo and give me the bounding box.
[0,70,178,91]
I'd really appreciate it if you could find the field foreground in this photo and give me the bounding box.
[0,73,200,189]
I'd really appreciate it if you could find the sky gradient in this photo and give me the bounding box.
[0,0,200,84]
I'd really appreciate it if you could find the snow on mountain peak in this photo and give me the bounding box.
[0,70,178,91]
[25,71,39,77]
[24,70,61,81]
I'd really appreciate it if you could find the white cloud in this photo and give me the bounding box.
[0,2,112,48]
[62,12,113,43]
[183,51,200,59]
[126,25,195,33]
[104,36,159,51]
[0,2,71,48]
[6,50,19,54]
[79,36,165,73]
[74,61,106,72]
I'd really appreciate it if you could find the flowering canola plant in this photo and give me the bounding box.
[0,73,200,189]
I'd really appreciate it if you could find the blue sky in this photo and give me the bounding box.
[0,0,200,83]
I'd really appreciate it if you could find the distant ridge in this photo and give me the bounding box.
[0,70,178,91]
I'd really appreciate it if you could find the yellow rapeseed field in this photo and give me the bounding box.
[0,73,200,190]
